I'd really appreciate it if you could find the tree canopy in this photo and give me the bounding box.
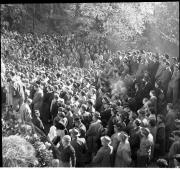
[1,2,179,56]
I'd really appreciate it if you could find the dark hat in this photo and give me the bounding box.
[69,128,80,137]
[54,121,66,130]
[134,118,141,127]
[74,117,81,122]
[93,111,101,119]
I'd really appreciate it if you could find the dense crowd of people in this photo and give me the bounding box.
[1,30,180,167]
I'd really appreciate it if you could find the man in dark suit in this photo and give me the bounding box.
[69,128,88,167]
[129,118,142,167]
[50,93,60,121]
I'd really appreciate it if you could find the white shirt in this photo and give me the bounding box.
[48,125,57,141]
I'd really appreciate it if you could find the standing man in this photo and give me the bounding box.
[69,128,88,167]
[58,135,76,167]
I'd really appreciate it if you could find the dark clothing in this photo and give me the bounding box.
[107,115,117,137]
[168,140,180,167]
[76,122,86,138]
[129,127,141,166]
[165,110,177,151]
[142,81,153,98]
[81,113,92,130]
[70,137,88,167]
[52,136,61,146]
[32,116,44,132]
[58,143,76,167]
[155,121,165,157]
[40,91,52,124]
[100,108,112,127]
[50,101,59,120]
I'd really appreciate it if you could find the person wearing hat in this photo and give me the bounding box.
[168,130,180,167]
[86,111,104,160]
[57,135,76,167]
[137,127,154,167]
[69,128,88,167]
[74,117,86,138]
[92,136,113,167]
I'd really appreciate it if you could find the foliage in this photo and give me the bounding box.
[25,134,53,167]
[2,107,53,167]
[2,135,37,167]
[1,3,179,55]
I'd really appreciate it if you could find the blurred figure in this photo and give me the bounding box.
[114,132,131,167]
[92,136,113,167]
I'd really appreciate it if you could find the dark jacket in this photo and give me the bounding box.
[129,127,141,160]
[58,143,76,167]
[70,137,88,166]
[155,121,165,157]
[50,100,59,120]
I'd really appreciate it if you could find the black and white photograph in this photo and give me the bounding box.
[1,2,180,168]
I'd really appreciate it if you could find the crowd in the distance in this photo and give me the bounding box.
[1,30,180,168]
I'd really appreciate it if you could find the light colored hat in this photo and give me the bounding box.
[62,135,71,143]
[101,136,111,144]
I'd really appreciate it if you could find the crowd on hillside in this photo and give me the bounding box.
[1,30,180,168]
